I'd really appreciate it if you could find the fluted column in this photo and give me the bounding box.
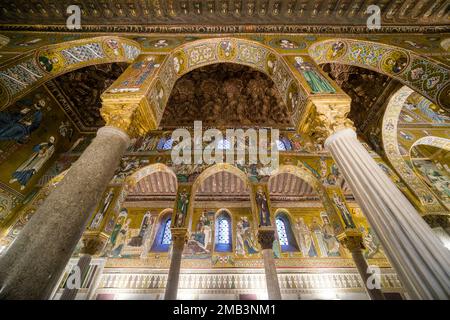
[164,229,187,300]
[257,229,282,300]
[326,128,450,299]
[0,126,130,299]
[338,230,385,300]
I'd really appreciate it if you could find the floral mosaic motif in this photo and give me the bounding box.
[122,43,141,60]
[60,43,106,65]
[186,44,217,69]
[404,59,450,101]
[0,58,45,96]
[237,43,265,67]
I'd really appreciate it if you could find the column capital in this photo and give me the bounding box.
[298,96,355,145]
[100,99,158,138]
[170,228,189,248]
[257,229,276,250]
[337,229,364,252]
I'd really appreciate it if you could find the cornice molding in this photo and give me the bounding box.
[0,24,448,34]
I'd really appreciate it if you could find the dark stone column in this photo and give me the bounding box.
[257,229,282,300]
[0,126,129,299]
[164,229,187,300]
[339,231,385,300]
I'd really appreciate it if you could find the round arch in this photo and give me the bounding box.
[147,37,307,128]
[382,86,445,212]
[268,164,322,193]
[409,136,450,210]
[0,36,141,109]
[308,39,450,111]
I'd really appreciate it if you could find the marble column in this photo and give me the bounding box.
[325,128,450,299]
[338,231,385,300]
[59,254,92,300]
[0,126,130,300]
[164,229,187,300]
[257,229,282,300]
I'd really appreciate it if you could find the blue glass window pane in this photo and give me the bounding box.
[276,218,289,246]
[161,219,172,245]
[217,218,230,244]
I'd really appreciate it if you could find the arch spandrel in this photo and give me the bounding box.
[0,36,141,110]
[308,39,450,112]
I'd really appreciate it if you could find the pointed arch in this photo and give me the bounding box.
[0,36,141,110]
[309,39,450,111]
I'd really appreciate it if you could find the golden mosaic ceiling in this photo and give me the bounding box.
[161,63,291,128]
[0,0,448,32]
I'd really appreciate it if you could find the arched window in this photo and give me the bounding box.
[276,137,293,151]
[215,211,232,252]
[161,219,172,245]
[275,212,299,252]
[217,138,231,150]
[151,213,172,252]
[276,218,289,246]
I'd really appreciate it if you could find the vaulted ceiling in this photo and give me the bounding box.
[126,170,331,202]
[45,62,128,132]
[1,0,448,31]
[161,63,291,128]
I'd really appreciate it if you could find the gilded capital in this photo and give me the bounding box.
[298,96,355,144]
[337,229,364,252]
[100,99,158,138]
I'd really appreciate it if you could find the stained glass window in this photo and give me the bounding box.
[276,139,287,151]
[215,212,232,252]
[276,218,289,246]
[161,219,172,245]
[217,218,230,244]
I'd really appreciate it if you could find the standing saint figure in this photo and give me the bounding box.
[320,212,341,257]
[255,186,271,227]
[293,56,336,94]
[0,109,42,143]
[175,189,189,227]
[332,192,356,229]
[295,217,317,257]
[10,136,55,190]
[89,188,114,230]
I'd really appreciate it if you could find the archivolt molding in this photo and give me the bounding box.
[0,36,141,110]
[382,86,445,213]
[309,39,450,111]
[410,136,450,153]
[102,37,308,134]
